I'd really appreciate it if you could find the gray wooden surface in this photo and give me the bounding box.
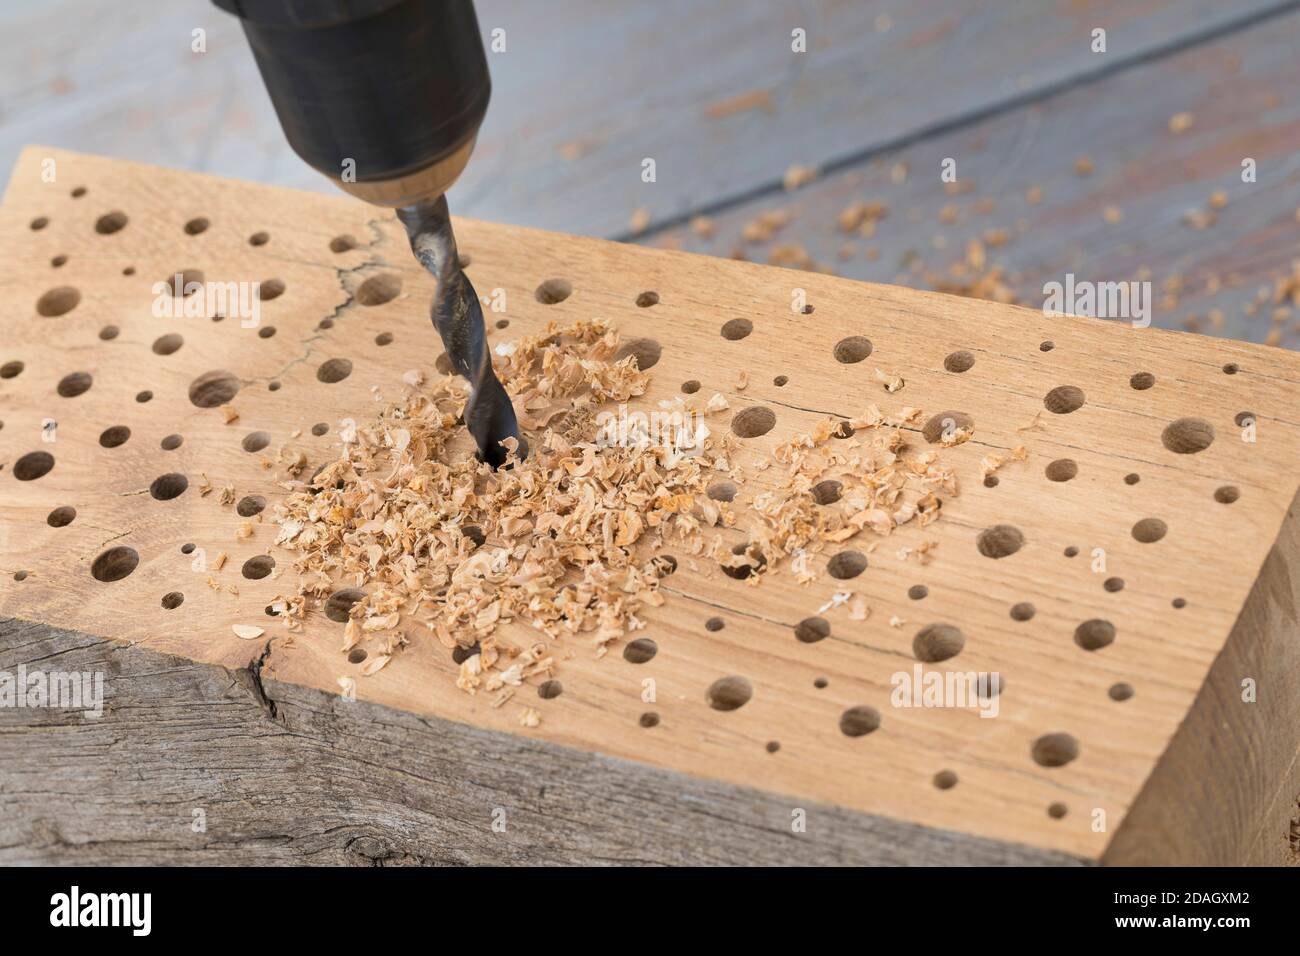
[0,617,1083,866]
[3,0,1299,347]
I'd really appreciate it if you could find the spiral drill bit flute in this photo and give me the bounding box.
[218,0,523,466]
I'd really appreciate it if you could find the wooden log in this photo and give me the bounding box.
[1,147,1297,865]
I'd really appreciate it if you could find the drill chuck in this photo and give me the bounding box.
[214,0,490,207]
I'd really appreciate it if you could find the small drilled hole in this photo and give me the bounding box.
[1044,385,1085,414]
[707,481,738,502]
[1214,485,1239,504]
[183,217,209,235]
[1010,602,1035,621]
[908,584,928,600]
[705,617,725,632]
[811,479,842,505]
[311,423,328,437]
[99,325,119,340]
[241,555,275,580]
[773,375,788,386]
[721,318,753,340]
[257,278,286,301]
[94,210,128,234]
[623,638,657,664]
[347,648,367,664]
[707,676,752,711]
[249,231,269,246]
[258,326,276,339]
[833,336,873,363]
[1039,341,1054,352]
[827,550,867,579]
[1031,732,1078,767]
[1129,372,1155,390]
[639,712,660,728]
[731,406,776,437]
[613,337,662,370]
[1108,683,1134,701]
[1045,459,1077,482]
[1104,577,1125,592]
[71,186,86,198]
[1132,517,1167,543]
[329,235,357,253]
[317,358,353,383]
[943,350,974,373]
[51,255,67,268]
[933,770,958,790]
[839,706,881,737]
[136,390,153,403]
[1222,362,1239,375]
[922,410,974,444]
[99,425,131,448]
[57,371,92,397]
[1124,473,1140,485]
[161,434,183,450]
[0,360,23,379]
[242,431,271,453]
[324,588,366,623]
[681,380,700,394]
[538,679,563,700]
[374,332,393,346]
[636,291,659,307]
[161,592,184,610]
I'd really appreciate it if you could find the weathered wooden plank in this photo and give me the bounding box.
[1,0,1297,238]
[643,7,1300,348]
[1,148,1298,865]
[0,617,1083,866]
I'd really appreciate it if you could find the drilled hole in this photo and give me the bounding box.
[1214,485,1239,504]
[977,524,1024,558]
[99,425,131,448]
[14,451,54,481]
[795,617,830,644]
[681,380,700,394]
[241,555,275,580]
[324,588,366,623]
[1074,618,1116,651]
[51,255,67,268]
[1044,385,1085,414]
[839,706,881,737]
[731,406,776,437]
[1010,602,1035,621]
[152,333,184,356]
[329,235,357,253]
[317,358,353,383]
[1048,803,1068,819]
[136,390,153,403]
[639,712,660,728]
[47,506,76,527]
[827,550,867,579]
[257,278,286,302]
[1045,459,1077,482]
[91,546,139,582]
[707,676,753,711]
[721,318,753,340]
[237,495,266,517]
[707,481,738,502]
[249,231,269,246]
[57,371,92,397]
[1161,417,1214,454]
[773,374,788,386]
[1104,577,1125,592]
[161,592,185,610]
[944,350,974,373]
[636,291,659,307]
[983,475,999,488]
[1131,517,1167,543]
[189,370,240,407]
[1032,732,1079,767]
[150,473,189,500]
[242,431,271,453]
[535,278,572,304]
[1222,362,1239,375]
[933,770,958,790]
[357,273,401,306]
[623,638,657,663]
[1108,683,1134,702]
[833,336,873,363]
[1124,473,1140,485]
[1234,411,1254,427]
[705,617,725,632]
[1039,341,1054,352]
[161,434,183,451]
[1129,371,1155,390]
[37,286,81,317]
[375,332,393,346]
[922,410,974,443]
[913,623,965,662]
[94,210,128,234]
[183,217,209,235]
[613,337,662,370]
[908,584,928,600]
[811,479,842,505]
[0,360,23,379]
[538,679,563,700]
[99,325,119,341]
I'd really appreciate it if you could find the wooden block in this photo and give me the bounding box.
[1,147,1298,865]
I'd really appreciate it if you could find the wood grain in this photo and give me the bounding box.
[1,147,1298,864]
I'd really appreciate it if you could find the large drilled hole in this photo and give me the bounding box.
[357,273,401,306]
[317,358,353,383]
[623,638,658,664]
[795,617,830,644]
[329,235,357,253]
[721,318,753,340]
[324,588,366,623]
[707,481,737,502]
[152,333,184,355]
[242,555,275,580]
[535,278,572,304]
[242,431,271,453]
[731,406,776,437]
[1045,459,1077,482]
[1044,385,1085,414]
[94,210,128,234]
[613,337,662,370]
[91,546,139,582]
[1074,619,1116,651]
[913,624,965,662]
[833,336,873,363]
[14,451,55,481]
[1131,517,1167,543]
[37,286,81,317]
[943,350,974,372]
[189,370,240,407]
[977,524,1024,558]
[922,410,974,443]
[707,675,753,711]
[0,361,22,379]
[249,231,269,246]
[257,278,286,302]
[636,291,659,307]
[839,705,881,737]
[1161,417,1214,454]
[150,473,189,500]
[1214,485,1239,504]
[1032,732,1079,768]
[161,434,183,450]
[1130,372,1155,390]
[47,506,76,527]
[827,550,867,579]
[99,425,131,448]
[811,479,842,505]
[57,371,92,397]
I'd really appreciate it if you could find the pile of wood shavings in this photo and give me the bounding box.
[270,318,965,704]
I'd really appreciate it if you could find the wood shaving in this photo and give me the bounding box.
[233,624,264,640]
[783,164,818,191]
[220,404,239,424]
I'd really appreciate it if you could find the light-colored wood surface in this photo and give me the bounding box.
[2,147,1298,864]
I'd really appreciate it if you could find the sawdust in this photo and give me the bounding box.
[270,319,963,701]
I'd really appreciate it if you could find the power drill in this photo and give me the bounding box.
[214,0,521,467]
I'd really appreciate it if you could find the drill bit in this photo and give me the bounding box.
[397,196,524,469]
